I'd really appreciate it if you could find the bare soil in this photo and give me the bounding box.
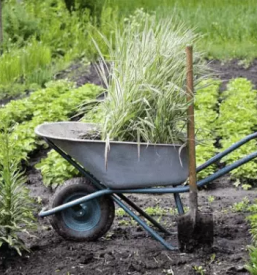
[1,168,254,275]
[210,59,257,90]
[0,60,257,275]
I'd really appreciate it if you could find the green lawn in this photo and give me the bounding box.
[110,0,257,60]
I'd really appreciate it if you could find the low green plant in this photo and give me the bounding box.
[144,206,167,216]
[118,220,130,226]
[217,78,257,182]
[242,184,252,191]
[115,208,126,217]
[245,246,257,275]
[248,215,257,246]
[195,80,220,179]
[0,80,74,129]
[209,253,216,264]
[232,197,250,213]
[0,40,52,85]
[244,199,257,274]
[34,84,101,187]
[0,127,35,255]
[208,196,215,203]
[163,268,174,275]
[81,104,104,124]
[9,83,100,164]
[232,198,257,214]
[36,151,80,189]
[193,265,206,275]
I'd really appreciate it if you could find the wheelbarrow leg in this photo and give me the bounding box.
[117,194,173,235]
[173,193,184,215]
[112,195,177,250]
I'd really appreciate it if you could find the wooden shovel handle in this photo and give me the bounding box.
[186,46,197,192]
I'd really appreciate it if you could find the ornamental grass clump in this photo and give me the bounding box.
[93,9,210,144]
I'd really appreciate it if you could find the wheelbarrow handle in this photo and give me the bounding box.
[197,131,257,173]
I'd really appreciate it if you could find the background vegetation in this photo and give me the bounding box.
[1,0,257,270]
[110,0,257,60]
[1,0,257,101]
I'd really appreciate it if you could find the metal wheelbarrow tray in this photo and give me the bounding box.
[36,122,189,189]
[35,122,257,250]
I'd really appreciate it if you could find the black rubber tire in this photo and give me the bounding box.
[50,177,115,241]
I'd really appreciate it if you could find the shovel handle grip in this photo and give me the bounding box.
[186,46,197,192]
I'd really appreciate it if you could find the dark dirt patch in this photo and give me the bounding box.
[209,59,257,91]
[0,97,14,106]
[0,89,31,107]
[55,61,107,88]
[0,62,105,107]
[1,59,256,107]
[0,176,255,275]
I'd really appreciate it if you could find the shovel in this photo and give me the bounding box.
[177,46,214,252]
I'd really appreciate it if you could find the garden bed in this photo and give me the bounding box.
[1,60,257,275]
[0,168,254,275]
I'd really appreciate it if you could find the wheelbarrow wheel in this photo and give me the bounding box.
[50,177,115,241]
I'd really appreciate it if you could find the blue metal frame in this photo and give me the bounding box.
[39,132,257,250]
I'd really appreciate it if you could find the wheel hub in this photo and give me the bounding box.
[62,193,101,232]
[73,204,88,218]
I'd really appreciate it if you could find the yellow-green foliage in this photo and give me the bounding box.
[217,78,257,181]
[34,84,101,187]
[0,80,74,128]
[9,83,101,163]
[195,80,220,179]
[0,41,52,85]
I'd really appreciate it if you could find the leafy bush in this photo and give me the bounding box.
[0,80,74,129]
[195,80,220,179]
[0,40,52,85]
[35,150,80,188]
[64,0,104,18]
[22,1,118,61]
[0,127,35,255]
[3,1,40,46]
[217,78,257,182]
[10,83,100,163]
[36,101,105,188]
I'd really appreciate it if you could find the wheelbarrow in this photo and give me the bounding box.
[35,121,257,250]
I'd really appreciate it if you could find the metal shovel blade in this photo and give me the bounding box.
[177,210,213,252]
